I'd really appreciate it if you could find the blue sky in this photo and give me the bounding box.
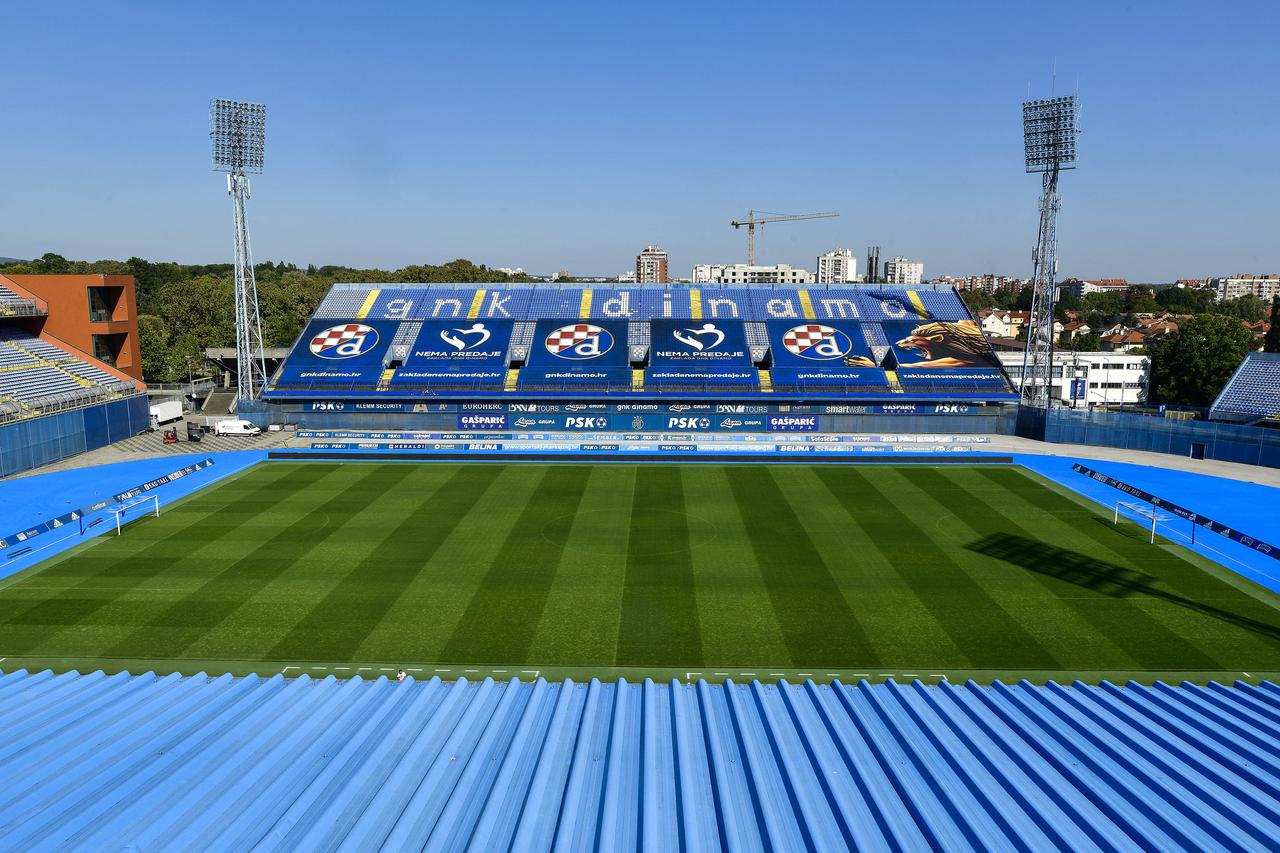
[3,2,1277,281]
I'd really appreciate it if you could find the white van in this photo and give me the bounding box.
[214,419,261,437]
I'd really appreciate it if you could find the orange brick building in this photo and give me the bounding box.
[0,274,143,381]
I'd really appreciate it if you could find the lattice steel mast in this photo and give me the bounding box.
[1018,95,1079,408]
[210,99,268,401]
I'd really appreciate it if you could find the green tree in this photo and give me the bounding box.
[1147,313,1254,406]
[1069,332,1102,351]
[1264,295,1280,353]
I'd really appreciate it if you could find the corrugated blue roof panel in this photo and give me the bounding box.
[1,671,1278,850]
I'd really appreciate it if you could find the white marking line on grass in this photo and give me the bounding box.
[335,667,351,671]
[493,669,506,673]
[281,666,298,673]
[358,667,371,671]
[521,670,540,678]
[1243,671,1252,678]
[797,673,812,677]
[434,669,451,673]
[931,674,948,680]
[853,674,870,679]
[714,672,729,676]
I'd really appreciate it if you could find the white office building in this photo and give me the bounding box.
[1211,274,1280,301]
[691,264,727,284]
[815,248,858,283]
[884,256,924,284]
[997,351,1149,408]
[702,263,815,284]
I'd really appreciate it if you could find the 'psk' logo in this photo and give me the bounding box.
[441,323,492,351]
[673,323,725,351]
[782,324,853,360]
[545,324,614,360]
[310,323,379,359]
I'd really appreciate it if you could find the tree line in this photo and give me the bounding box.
[0,253,535,382]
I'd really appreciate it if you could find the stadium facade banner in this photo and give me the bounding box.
[767,320,873,368]
[647,319,757,388]
[278,319,401,386]
[389,319,514,388]
[0,459,215,553]
[766,320,887,388]
[526,319,630,368]
[520,318,632,390]
[880,319,1003,372]
[1072,463,1280,560]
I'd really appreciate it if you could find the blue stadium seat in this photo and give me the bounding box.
[1210,352,1280,420]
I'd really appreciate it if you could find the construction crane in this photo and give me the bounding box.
[730,210,839,265]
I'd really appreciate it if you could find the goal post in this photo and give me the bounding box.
[110,495,160,535]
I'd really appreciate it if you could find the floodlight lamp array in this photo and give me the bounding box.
[210,99,266,173]
[1023,95,1078,173]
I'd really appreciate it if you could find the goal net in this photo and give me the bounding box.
[99,495,161,535]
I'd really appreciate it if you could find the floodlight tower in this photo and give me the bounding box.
[210,98,268,401]
[1018,95,1079,408]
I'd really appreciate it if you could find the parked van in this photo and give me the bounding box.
[214,419,261,437]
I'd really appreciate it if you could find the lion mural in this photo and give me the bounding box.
[844,320,996,368]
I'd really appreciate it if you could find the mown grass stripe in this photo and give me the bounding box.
[776,467,967,666]
[265,464,504,661]
[616,466,704,665]
[684,466,792,667]
[99,464,409,658]
[902,467,1216,670]
[816,467,1063,669]
[726,466,877,666]
[437,465,592,663]
[526,465,634,664]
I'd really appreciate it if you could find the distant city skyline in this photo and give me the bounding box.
[3,2,1277,281]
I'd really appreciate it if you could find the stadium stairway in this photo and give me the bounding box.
[201,388,237,415]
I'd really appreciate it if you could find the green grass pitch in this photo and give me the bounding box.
[2,461,1279,680]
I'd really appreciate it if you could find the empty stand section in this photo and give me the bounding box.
[1211,352,1280,421]
[0,329,139,415]
[267,283,1015,398]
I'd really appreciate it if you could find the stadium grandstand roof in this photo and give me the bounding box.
[1,669,1277,849]
[1210,352,1280,422]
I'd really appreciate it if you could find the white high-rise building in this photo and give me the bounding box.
[1211,274,1280,302]
[692,264,727,284]
[816,248,858,283]
[884,256,924,284]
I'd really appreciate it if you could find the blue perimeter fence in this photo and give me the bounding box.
[0,395,150,478]
[1044,408,1280,468]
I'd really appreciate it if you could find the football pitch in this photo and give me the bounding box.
[2,461,1279,682]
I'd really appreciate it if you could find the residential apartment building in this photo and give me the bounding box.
[635,246,669,284]
[1211,274,1280,301]
[997,351,1149,408]
[883,256,924,285]
[815,248,858,283]
[933,274,1030,293]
